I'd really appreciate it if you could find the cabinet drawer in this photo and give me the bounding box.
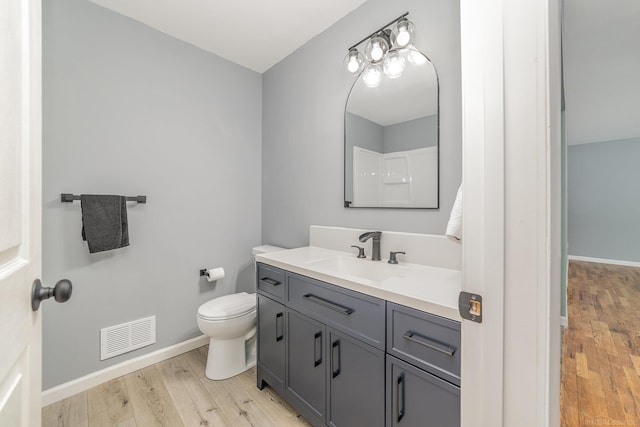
[256,263,285,301]
[387,302,461,386]
[286,272,385,350]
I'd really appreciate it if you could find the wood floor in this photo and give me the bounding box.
[562,261,640,427]
[42,345,311,427]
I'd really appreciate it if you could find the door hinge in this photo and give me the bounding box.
[459,292,482,323]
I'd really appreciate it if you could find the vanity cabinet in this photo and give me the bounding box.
[257,264,385,427]
[256,263,460,427]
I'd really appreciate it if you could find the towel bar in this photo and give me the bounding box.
[60,193,147,204]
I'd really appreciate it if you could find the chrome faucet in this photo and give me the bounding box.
[359,231,382,261]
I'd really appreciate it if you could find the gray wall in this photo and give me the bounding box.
[346,113,384,153]
[383,115,438,153]
[567,137,640,262]
[43,0,262,389]
[262,0,461,248]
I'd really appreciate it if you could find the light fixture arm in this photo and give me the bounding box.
[347,12,409,51]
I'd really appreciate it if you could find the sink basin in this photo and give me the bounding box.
[306,255,408,282]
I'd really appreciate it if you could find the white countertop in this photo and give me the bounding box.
[255,246,462,321]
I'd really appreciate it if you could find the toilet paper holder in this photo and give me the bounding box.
[200,267,225,282]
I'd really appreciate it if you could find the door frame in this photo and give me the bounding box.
[459,0,562,425]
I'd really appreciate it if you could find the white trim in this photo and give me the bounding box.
[568,255,640,268]
[560,316,568,328]
[459,0,505,425]
[41,335,208,407]
[460,0,561,424]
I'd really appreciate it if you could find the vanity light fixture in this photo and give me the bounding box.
[343,12,416,80]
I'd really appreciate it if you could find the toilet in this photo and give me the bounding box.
[197,245,285,380]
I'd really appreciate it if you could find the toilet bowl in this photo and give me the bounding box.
[197,292,257,380]
[197,245,285,380]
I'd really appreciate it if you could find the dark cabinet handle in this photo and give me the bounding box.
[260,277,281,287]
[313,331,323,367]
[396,373,405,422]
[275,312,284,342]
[331,340,341,378]
[303,294,354,316]
[403,331,456,356]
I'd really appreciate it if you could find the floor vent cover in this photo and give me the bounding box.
[100,316,156,361]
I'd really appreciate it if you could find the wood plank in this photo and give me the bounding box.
[124,365,185,427]
[41,391,88,427]
[236,369,311,426]
[156,354,230,426]
[43,346,312,427]
[183,346,274,427]
[87,377,136,427]
[575,352,589,379]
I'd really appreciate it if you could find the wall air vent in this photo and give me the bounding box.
[100,316,156,360]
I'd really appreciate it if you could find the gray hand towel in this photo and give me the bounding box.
[81,195,129,253]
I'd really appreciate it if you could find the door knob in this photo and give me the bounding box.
[31,279,72,311]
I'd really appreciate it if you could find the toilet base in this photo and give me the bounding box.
[204,327,257,380]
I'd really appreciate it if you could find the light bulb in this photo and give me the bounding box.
[383,50,405,79]
[343,48,364,75]
[408,49,428,65]
[364,33,389,63]
[396,30,411,47]
[391,18,415,48]
[371,45,384,61]
[362,66,382,88]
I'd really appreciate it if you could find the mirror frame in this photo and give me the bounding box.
[343,48,440,209]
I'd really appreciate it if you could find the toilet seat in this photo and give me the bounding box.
[197,292,256,321]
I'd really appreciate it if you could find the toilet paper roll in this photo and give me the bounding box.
[205,267,225,282]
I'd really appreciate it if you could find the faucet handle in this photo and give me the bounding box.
[351,245,366,258]
[388,251,406,264]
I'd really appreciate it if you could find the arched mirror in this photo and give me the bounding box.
[344,47,439,208]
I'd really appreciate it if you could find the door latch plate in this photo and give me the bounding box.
[459,292,482,323]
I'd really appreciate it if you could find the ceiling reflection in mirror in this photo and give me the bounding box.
[344,47,439,209]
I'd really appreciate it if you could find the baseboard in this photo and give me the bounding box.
[560,316,568,328]
[568,255,640,268]
[42,335,209,407]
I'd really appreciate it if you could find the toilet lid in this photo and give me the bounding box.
[197,292,256,321]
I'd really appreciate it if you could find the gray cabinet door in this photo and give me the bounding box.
[387,355,460,427]
[257,294,286,390]
[327,329,385,427]
[287,309,326,423]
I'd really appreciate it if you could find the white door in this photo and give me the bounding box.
[0,0,43,425]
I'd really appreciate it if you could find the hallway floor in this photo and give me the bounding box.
[562,261,640,426]
[42,345,310,427]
